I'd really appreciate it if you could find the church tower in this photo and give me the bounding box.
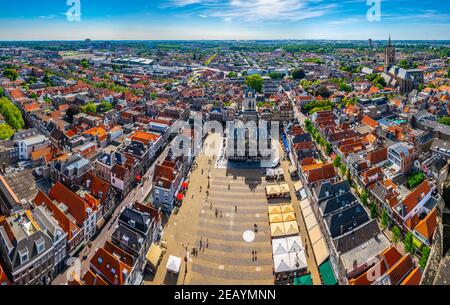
[384,35,395,71]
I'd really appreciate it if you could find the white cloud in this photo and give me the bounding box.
[164,0,335,22]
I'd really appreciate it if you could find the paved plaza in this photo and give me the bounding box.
[145,134,321,285]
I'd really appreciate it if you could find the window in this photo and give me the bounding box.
[36,238,45,254]
[111,267,116,274]
[97,257,103,264]
[19,249,28,264]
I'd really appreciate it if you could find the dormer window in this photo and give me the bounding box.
[36,238,45,254]
[97,257,103,264]
[19,249,28,264]
[111,267,116,274]
[128,220,135,228]
[122,235,129,244]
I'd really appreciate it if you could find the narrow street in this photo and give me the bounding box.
[52,143,171,285]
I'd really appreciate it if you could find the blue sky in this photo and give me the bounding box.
[0,0,449,40]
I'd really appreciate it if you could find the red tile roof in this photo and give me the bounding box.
[362,115,379,129]
[48,182,89,227]
[400,267,422,285]
[401,181,432,217]
[34,190,81,240]
[0,261,10,285]
[82,269,109,286]
[385,254,414,285]
[90,247,132,285]
[414,208,437,243]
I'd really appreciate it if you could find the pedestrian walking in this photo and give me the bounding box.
[220,211,222,218]
[235,205,237,213]
[206,238,208,248]
[210,202,212,209]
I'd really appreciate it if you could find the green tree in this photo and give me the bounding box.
[0,97,25,130]
[381,209,389,229]
[0,87,4,97]
[325,142,332,156]
[360,190,368,206]
[292,69,306,80]
[315,86,332,98]
[438,116,450,126]
[419,246,431,269]
[80,59,89,69]
[245,74,264,93]
[333,155,342,168]
[370,202,378,219]
[0,123,14,140]
[407,172,425,189]
[268,72,284,80]
[392,226,401,244]
[403,231,414,253]
[99,100,113,112]
[3,68,19,81]
[81,102,97,114]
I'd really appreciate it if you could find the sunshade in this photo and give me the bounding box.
[269,213,283,223]
[282,212,296,222]
[283,221,299,235]
[270,223,286,237]
[272,238,289,255]
[166,255,181,273]
[146,243,162,267]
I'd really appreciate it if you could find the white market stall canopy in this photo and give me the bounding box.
[286,235,303,253]
[289,251,307,271]
[273,253,293,273]
[166,255,181,273]
[272,238,289,256]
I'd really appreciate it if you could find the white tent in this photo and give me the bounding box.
[166,255,181,273]
[273,253,292,273]
[289,251,307,271]
[286,235,303,253]
[272,238,289,255]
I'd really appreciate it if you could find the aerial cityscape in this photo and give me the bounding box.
[0,0,450,290]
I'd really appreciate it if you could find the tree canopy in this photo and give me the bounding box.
[0,123,14,140]
[292,69,306,80]
[0,97,25,130]
[81,102,97,114]
[3,68,19,81]
[245,74,264,93]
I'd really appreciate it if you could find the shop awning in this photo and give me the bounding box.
[176,193,184,201]
[136,175,142,181]
[293,181,303,192]
[96,217,106,230]
[146,243,163,267]
[319,260,338,285]
[294,274,313,285]
[181,181,188,188]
